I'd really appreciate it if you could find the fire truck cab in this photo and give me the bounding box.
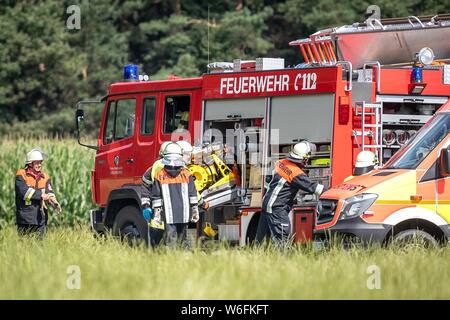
[76,14,450,246]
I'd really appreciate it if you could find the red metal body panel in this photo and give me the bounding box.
[380,68,450,96]
[108,78,203,95]
[203,67,338,99]
[293,207,315,242]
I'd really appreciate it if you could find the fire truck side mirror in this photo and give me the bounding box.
[76,109,84,126]
[75,100,100,151]
[439,147,450,177]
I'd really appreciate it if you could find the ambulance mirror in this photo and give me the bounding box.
[439,147,450,177]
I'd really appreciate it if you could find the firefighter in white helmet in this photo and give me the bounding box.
[344,150,377,182]
[256,141,325,246]
[177,140,194,165]
[150,142,199,247]
[177,140,209,225]
[15,148,61,239]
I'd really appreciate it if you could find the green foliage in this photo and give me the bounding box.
[0,0,448,135]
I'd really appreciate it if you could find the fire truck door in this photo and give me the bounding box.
[135,95,158,183]
[96,97,138,205]
[270,94,335,144]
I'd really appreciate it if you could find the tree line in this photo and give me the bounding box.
[0,0,448,136]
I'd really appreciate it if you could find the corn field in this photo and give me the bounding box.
[0,137,95,228]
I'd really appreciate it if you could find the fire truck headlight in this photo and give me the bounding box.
[340,193,378,220]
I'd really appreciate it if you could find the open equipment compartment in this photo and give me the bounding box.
[378,95,447,164]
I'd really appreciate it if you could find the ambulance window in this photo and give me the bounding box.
[141,97,156,135]
[163,95,190,133]
[103,99,136,144]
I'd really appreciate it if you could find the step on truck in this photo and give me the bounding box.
[76,14,450,245]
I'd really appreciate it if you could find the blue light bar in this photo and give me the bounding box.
[123,64,139,81]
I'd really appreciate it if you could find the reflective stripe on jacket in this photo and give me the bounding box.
[15,168,54,225]
[262,159,318,214]
[151,168,198,224]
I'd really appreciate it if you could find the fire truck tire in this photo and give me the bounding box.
[392,229,439,248]
[112,205,148,246]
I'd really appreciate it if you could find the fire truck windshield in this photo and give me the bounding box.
[385,113,450,170]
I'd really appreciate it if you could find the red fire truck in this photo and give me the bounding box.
[77,14,450,245]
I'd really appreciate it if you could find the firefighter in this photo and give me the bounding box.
[344,150,377,182]
[177,140,209,234]
[150,143,200,247]
[142,141,172,247]
[15,149,61,239]
[256,141,324,246]
[175,110,189,130]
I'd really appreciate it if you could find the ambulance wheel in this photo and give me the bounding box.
[392,229,438,248]
[113,205,148,246]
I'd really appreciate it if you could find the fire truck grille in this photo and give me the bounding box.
[316,199,338,225]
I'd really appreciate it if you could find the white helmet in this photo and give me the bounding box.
[162,143,185,167]
[289,141,313,163]
[162,142,183,158]
[354,150,376,176]
[26,148,47,164]
[159,141,172,157]
[177,140,193,155]
[355,151,376,168]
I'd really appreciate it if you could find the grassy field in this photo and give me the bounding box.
[1,138,450,299]
[1,226,450,299]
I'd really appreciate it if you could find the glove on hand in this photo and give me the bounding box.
[48,196,62,214]
[191,205,200,223]
[150,207,165,230]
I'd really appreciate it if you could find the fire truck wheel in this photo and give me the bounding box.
[245,214,260,245]
[112,205,148,246]
[392,229,439,248]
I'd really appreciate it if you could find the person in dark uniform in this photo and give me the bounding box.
[256,141,324,246]
[15,149,61,239]
[150,143,200,248]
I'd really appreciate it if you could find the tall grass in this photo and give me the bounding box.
[1,226,450,299]
[0,137,95,228]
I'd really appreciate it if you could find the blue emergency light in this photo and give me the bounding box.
[412,65,423,83]
[123,64,139,81]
